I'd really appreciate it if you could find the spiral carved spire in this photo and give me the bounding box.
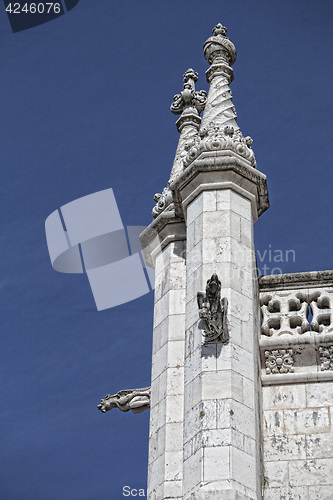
[182,24,256,169]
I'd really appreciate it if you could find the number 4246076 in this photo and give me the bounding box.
[5,3,61,14]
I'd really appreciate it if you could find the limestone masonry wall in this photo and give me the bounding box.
[259,272,333,500]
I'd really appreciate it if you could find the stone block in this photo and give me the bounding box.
[242,375,255,409]
[187,193,203,226]
[262,384,307,411]
[225,314,243,350]
[203,446,230,481]
[289,458,333,486]
[229,289,254,325]
[165,394,184,424]
[153,293,169,328]
[306,381,333,407]
[200,399,218,430]
[183,438,192,461]
[166,366,184,396]
[230,211,242,241]
[201,342,217,371]
[229,190,252,221]
[187,221,195,252]
[186,267,203,305]
[217,399,256,439]
[168,314,185,342]
[168,289,186,316]
[192,374,201,408]
[164,422,183,452]
[185,296,200,331]
[264,434,307,461]
[202,189,217,212]
[158,369,167,401]
[217,343,255,380]
[264,459,289,488]
[186,241,202,278]
[240,216,253,247]
[216,189,232,211]
[306,433,333,459]
[150,377,160,409]
[151,343,167,381]
[149,425,167,463]
[284,407,330,435]
[183,404,199,444]
[308,485,333,500]
[202,210,231,238]
[183,448,203,494]
[240,268,255,300]
[163,480,183,499]
[164,450,183,481]
[197,428,233,450]
[150,397,166,435]
[148,453,164,492]
[264,486,309,500]
[148,482,164,500]
[263,410,285,436]
[202,370,244,404]
[231,447,257,491]
[184,346,201,385]
[194,213,203,246]
[167,339,184,369]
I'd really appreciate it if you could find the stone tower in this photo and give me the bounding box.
[141,24,269,500]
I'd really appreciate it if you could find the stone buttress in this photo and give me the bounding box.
[141,24,269,500]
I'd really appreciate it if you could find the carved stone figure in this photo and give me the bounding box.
[97,387,151,414]
[197,273,228,343]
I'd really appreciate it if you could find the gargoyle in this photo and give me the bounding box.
[197,273,228,343]
[97,387,151,414]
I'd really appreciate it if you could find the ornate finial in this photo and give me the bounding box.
[170,69,207,118]
[203,23,237,77]
[183,68,198,85]
[212,23,227,36]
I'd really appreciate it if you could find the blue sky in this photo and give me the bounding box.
[0,1,332,499]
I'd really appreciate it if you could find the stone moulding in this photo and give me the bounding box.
[139,211,186,269]
[169,152,269,220]
[183,125,257,169]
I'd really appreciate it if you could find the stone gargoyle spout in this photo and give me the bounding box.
[97,387,151,414]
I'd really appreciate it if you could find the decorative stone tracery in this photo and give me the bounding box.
[260,289,333,337]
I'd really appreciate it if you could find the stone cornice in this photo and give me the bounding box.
[139,211,185,268]
[259,270,333,291]
[169,151,269,221]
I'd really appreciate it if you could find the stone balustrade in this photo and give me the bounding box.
[259,271,333,385]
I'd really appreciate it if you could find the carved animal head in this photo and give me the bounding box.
[206,274,221,296]
[97,394,118,413]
